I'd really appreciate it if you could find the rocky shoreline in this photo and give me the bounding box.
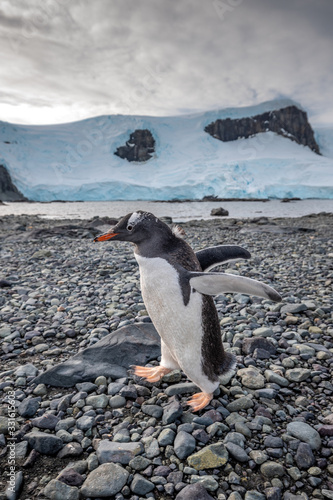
[0,212,332,500]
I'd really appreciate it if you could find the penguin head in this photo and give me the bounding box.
[94,211,170,245]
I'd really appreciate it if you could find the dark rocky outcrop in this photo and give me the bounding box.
[204,105,320,154]
[114,129,155,162]
[0,164,27,201]
[32,323,160,387]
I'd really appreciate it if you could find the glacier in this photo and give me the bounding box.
[0,98,332,201]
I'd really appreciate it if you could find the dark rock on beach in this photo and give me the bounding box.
[211,207,229,216]
[33,323,160,386]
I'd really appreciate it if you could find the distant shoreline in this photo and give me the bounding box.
[0,196,307,204]
[1,199,332,222]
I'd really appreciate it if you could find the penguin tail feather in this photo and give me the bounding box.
[219,351,237,376]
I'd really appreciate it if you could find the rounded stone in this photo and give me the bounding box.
[174,431,196,460]
[24,431,63,455]
[109,395,126,408]
[86,394,109,408]
[285,368,311,382]
[287,421,322,450]
[187,443,229,470]
[175,483,215,500]
[81,463,129,497]
[158,428,176,446]
[142,404,163,418]
[260,461,285,478]
[17,397,40,418]
[44,479,79,500]
[295,442,315,469]
[224,442,249,462]
[130,474,154,495]
[237,367,265,389]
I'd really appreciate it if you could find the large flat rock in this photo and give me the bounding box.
[33,323,160,387]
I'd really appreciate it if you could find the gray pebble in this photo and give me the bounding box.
[174,431,196,459]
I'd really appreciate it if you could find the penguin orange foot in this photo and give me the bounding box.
[187,392,213,412]
[133,365,172,383]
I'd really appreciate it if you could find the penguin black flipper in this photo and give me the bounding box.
[196,245,251,271]
[189,271,281,302]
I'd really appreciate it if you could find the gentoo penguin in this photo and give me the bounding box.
[94,211,281,411]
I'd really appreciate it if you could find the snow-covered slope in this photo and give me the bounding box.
[1,99,332,201]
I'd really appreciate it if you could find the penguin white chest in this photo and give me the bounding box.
[134,254,203,360]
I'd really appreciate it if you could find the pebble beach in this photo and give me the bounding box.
[0,212,332,500]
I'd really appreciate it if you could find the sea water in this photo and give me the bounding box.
[0,199,332,222]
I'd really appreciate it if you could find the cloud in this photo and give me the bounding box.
[0,0,332,124]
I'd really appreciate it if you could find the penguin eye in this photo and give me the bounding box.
[127,225,133,232]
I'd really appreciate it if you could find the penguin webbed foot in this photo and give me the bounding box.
[132,365,172,383]
[187,392,213,412]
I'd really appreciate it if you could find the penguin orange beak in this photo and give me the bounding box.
[94,232,119,242]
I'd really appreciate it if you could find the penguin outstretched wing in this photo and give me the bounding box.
[189,271,281,302]
[196,245,251,271]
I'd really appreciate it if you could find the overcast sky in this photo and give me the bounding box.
[0,0,332,125]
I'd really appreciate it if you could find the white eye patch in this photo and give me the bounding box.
[128,212,142,225]
[127,211,150,230]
